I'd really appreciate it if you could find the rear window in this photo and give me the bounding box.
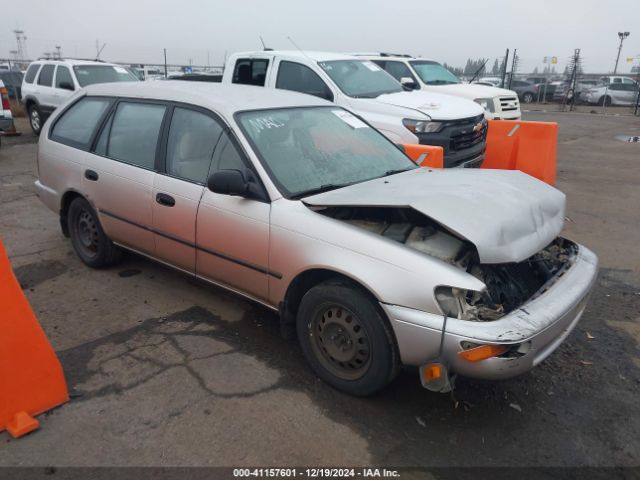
[25,64,40,84]
[232,59,269,86]
[73,65,138,87]
[50,97,111,149]
[37,65,55,86]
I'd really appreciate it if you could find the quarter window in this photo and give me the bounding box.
[165,107,224,183]
[276,61,333,101]
[106,102,166,169]
[37,65,55,86]
[55,66,74,90]
[25,64,40,84]
[50,97,111,149]
[212,131,247,172]
[232,58,269,86]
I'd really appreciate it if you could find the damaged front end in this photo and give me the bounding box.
[316,205,578,321]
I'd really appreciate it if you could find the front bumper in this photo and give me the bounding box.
[382,245,598,380]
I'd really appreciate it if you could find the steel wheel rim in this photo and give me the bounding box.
[310,305,372,381]
[30,110,40,131]
[76,209,99,258]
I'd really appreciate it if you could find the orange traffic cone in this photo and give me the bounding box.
[0,239,68,438]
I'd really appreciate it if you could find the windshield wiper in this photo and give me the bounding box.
[382,168,413,177]
[290,183,347,200]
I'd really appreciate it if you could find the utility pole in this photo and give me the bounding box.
[614,32,630,74]
[563,49,581,112]
[164,49,168,78]
[508,49,518,89]
[500,48,509,88]
[55,45,62,59]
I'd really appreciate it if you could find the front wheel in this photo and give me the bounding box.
[296,280,400,396]
[28,104,42,135]
[599,95,612,106]
[68,197,121,268]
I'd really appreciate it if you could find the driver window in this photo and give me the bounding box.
[165,107,224,183]
[276,61,333,101]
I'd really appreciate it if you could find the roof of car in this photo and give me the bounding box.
[232,50,358,62]
[83,81,331,117]
[33,58,121,67]
[355,54,438,62]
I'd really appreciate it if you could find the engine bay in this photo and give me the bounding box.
[317,206,578,321]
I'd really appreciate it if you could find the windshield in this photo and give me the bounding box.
[73,65,138,87]
[236,107,417,198]
[317,60,402,98]
[409,61,460,85]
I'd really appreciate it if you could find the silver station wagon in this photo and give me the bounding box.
[35,82,598,395]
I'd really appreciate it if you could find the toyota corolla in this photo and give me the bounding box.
[34,82,598,395]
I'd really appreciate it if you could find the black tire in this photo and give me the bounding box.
[522,92,535,104]
[599,95,612,107]
[68,197,121,268]
[28,104,42,135]
[296,280,400,396]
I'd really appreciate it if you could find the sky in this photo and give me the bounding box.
[1,0,639,74]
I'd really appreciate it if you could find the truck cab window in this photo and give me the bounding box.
[232,59,269,86]
[275,61,333,101]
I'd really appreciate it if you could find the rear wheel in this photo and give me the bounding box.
[522,92,535,104]
[296,280,400,396]
[68,197,121,268]
[28,104,42,135]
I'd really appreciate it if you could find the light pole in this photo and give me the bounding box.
[614,31,630,74]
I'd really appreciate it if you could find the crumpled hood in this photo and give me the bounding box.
[431,83,518,100]
[375,90,485,121]
[304,168,565,264]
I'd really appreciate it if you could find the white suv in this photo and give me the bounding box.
[21,59,138,134]
[359,54,521,120]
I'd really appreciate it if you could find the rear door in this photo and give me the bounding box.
[35,64,57,112]
[84,99,168,256]
[151,105,224,273]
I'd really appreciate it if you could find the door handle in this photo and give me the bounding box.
[156,193,175,207]
[84,169,99,181]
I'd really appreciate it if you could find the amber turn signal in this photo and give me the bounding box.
[458,344,509,362]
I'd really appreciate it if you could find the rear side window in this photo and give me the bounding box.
[104,102,166,169]
[55,66,74,90]
[165,107,224,183]
[276,61,333,101]
[25,64,40,84]
[37,65,55,86]
[50,97,111,149]
[232,58,269,86]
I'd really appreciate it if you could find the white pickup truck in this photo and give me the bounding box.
[221,51,487,168]
[358,54,521,120]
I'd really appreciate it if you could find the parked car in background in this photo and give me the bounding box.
[509,80,538,104]
[21,58,139,134]
[475,77,503,87]
[0,70,24,100]
[358,54,521,120]
[552,80,599,103]
[585,78,639,106]
[0,79,14,144]
[221,51,487,168]
[34,81,598,395]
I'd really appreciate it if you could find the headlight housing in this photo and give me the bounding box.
[474,97,495,113]
[402,118,444,134]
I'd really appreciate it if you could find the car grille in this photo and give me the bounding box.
[498,96,519,112]
[450,115,487,152]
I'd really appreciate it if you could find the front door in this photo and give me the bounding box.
[196,131,271,302]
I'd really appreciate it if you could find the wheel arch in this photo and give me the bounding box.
[279,268,385,339]
[59,189,88,237]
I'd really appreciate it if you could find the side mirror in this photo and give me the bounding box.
[208,169,249,196]
[400,77,418,90]
[59,82,75,91]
